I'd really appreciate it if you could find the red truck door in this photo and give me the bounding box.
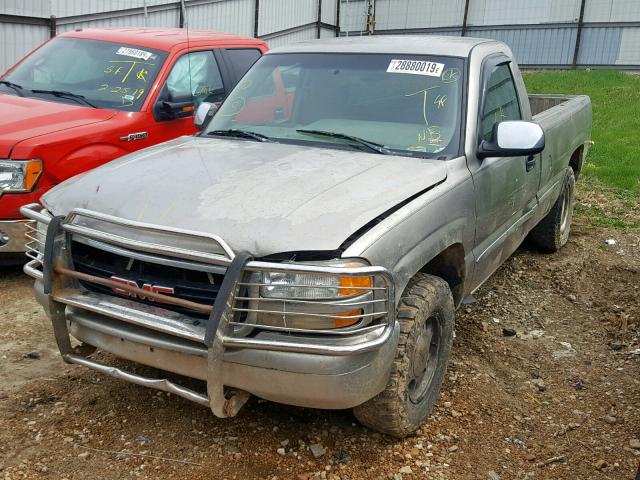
[146,47,263,144]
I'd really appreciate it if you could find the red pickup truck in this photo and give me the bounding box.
[0,28,267,261]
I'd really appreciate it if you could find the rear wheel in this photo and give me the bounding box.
[529,167,575,252]
[353,273,454,438]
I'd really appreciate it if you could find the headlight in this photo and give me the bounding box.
[261,260,372,299]
[0,159,43,193]
[230,259,376,333]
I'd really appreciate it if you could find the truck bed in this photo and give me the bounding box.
[528,93,592,216]
[528,94,591,160]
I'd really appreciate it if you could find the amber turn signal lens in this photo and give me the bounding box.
[338,275,372,296]
[24,160,43,191]
[334,309,362,328]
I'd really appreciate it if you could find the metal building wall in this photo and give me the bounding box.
[375,0,466,30]
[186,0,254,35]
[259,0,317,36]
[56,10,180,33]
[0,22,49,72]
[0,0,340,73]
[266,25,318,48]
[339,0,368,33]
[340,0,640,68]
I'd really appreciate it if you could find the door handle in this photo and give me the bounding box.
[525,155,536,172]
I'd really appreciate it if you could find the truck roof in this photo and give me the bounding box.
[268,35,496,58]
[59,28,265,51]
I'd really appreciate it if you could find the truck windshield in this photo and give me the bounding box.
[205,53,464,157]
[1,37,168,111]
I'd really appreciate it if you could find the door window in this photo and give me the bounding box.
[225,48,262,80]
[165,50,225,106]
[480,63,522,142]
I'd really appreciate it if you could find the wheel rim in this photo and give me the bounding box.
[559,180,573,236]
[408,313,441,404]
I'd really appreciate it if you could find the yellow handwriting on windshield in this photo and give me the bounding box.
[434,94,447,108]
[136,68,148,82]
[417,126,443,145]
[405,85,441,126]
[105,60,155,83]
[441,68,461,84]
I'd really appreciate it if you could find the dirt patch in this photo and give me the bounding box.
[0,221,638,480]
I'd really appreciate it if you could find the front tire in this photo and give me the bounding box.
[529,167,575,252]
[353,273,455,438]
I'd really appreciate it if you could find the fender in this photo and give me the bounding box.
[343,156,477,304]
[46,143,130,183]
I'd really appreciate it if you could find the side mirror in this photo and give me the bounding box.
[154,92,194,121]
[194,102,219,129]
[478,121,545,159]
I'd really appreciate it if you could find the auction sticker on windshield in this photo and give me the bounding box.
[386,59,444,77]
[116,47,153,61]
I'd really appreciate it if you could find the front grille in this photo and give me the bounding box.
[71,241,223,319]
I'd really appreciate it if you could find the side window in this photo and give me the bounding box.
[480,63,522,142]
[165,50,225,106]
[225,48,262,80]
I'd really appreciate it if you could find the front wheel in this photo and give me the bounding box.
[529,167,576,252]
[353,273,455,438]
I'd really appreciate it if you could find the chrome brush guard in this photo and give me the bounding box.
[20,203,396,417]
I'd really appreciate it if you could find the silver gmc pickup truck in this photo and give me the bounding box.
[22,36,591,437]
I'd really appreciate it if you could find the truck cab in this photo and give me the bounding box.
[0,28,267,260]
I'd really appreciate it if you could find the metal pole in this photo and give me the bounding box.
[179,0,185,28]
[254,0,260,38]
[49,15,56,38]
[335,0,341,36]
[143,0,148,27]
[317,0,322,38]
[572,0,587,67]
[461,0,470,36]
[366,0,375,35]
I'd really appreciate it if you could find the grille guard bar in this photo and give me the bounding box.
[20,202,398,417]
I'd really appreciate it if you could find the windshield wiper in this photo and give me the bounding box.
[296,129,391,155]
[0,80,24,97]
[206,129,272,142]
[31,89,98,108]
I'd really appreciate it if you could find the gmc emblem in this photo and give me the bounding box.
[110,276,174,300]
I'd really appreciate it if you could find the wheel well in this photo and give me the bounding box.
[419,244,466,306]
[569,146,584,179]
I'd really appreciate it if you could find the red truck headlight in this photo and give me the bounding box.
[0,159,43,193]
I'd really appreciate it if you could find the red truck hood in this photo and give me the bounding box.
[0,93,117,157]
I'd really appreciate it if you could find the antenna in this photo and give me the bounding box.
[180,0,193,106]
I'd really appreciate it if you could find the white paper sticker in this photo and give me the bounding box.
[386,59,445,77]
[116,47,153,61]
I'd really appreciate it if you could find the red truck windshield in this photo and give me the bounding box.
[2,37,168,111]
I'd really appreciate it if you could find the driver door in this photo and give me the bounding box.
[470,58,541,286]
[149,49,229,143]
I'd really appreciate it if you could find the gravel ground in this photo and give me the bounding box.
[0,216,638,480]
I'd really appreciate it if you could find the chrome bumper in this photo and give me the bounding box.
[22,203,398,414]
[0,219,31,253]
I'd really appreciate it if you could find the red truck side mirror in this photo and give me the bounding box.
[154,92,194,121]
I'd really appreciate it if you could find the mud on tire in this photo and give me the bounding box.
[529,167,576,252]
[353,273,455,438]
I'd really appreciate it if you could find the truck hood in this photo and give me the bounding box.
[0,93,116,157]
[43,136,447,256]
